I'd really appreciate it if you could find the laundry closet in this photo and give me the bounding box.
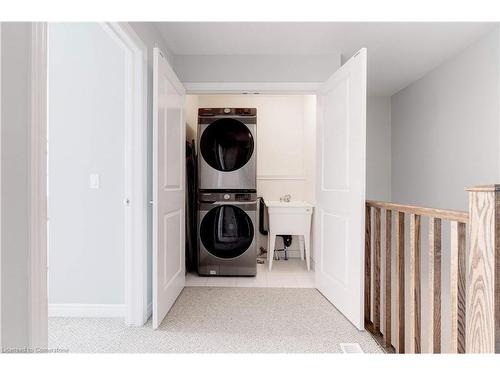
[184,94,317,285]
[152,47,366,330]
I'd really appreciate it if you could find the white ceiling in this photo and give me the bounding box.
[156,22,498,96]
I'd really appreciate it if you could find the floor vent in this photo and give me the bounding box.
[340,343,364,353]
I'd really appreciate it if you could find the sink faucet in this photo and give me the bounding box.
[280,194,291,203]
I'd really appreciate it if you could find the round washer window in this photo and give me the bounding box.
[200,118,254,172]
[200,205,254,259]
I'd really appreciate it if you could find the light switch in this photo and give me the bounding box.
[89,173,100,189]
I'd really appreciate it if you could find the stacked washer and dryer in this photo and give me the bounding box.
[197,108,258,276]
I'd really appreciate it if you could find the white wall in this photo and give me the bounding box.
[185,94,199,142]
[0,22,2,349]
[190,95,316,258]
[366,96,391,201]
[48,24,126,306]
[303,95,317,204]
[174,54,340,83]
[388,27,500,353]
[0,22,33,349]
[391,27,500,210]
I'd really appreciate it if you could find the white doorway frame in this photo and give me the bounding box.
[183,82,321,95]
[101,22,149,327]
[31,21,149,347]
[31,21,48,349]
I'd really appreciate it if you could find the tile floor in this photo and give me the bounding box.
[186,258,315,288]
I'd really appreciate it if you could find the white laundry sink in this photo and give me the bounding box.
[264,199,314,271]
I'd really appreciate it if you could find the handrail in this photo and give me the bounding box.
[366,200,469,223]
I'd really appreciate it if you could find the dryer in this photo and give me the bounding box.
[197,108,256,191]
[198,191,257,276]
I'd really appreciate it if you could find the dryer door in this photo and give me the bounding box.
[200,204,254,259]
[200,118,254,172]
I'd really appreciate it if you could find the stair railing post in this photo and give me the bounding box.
[466,185,500,353]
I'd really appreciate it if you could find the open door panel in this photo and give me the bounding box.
[315,49,367,330]
[152,47,186,329]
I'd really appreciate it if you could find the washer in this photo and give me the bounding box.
[198,191,257,276]
[198,108,256,191]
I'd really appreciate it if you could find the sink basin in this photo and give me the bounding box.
[264,200,314,208]
[264,199,314,271]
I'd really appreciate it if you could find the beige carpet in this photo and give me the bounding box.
[49,287,382,353]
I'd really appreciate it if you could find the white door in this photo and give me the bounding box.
[152,47,186,329]
[315,48,367,330]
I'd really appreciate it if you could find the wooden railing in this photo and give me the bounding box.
[365,196,472,353]
[365,185,500,353]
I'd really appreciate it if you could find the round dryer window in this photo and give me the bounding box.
[200,205,254,259]
[200,118,254,172]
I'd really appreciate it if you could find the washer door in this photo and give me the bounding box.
[200,118,254,172]
[200,205,254,259]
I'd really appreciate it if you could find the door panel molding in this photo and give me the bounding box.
[321,76,351,192]
[161,77,184,191]
[320,210,350,286]
[162,209,182,290]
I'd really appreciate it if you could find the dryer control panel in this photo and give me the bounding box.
[199,191,257,203]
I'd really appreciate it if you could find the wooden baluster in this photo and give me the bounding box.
[409,214,421,353]
[450,221,466,353]
[365,205,372,327]
[428,217,441,353]
[396,211,405,353]
[384,209,392,348]
[374,207,382,333]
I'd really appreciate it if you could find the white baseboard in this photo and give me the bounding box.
[48,304,126,318]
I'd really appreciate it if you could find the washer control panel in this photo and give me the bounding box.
[198,108,257,117]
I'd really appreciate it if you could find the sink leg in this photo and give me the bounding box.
[304,232,311,271]
[268,233,276,271]
[299,236,305,261]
